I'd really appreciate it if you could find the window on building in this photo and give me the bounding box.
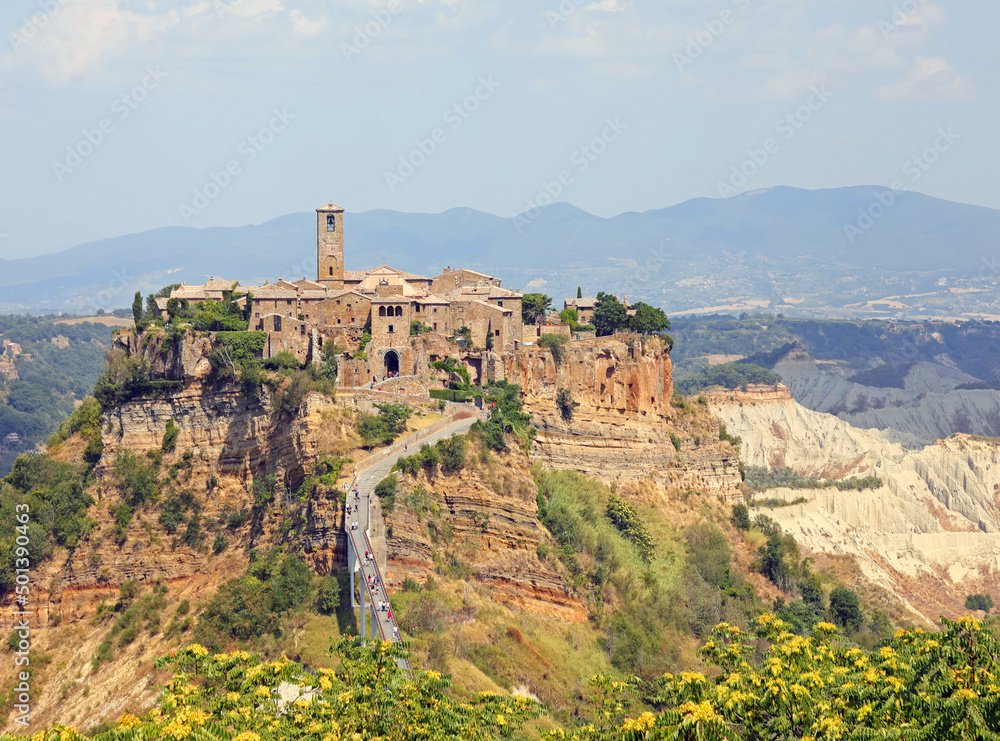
[495,329,500,336]
[379,306,386,317]
[286,299,292,306]
[337,319,341,325]
[433,322,438,331]
[254,312,259,318]
[395,306,403,317]
[274,316,282,332]
[388,324,394,333]
[329,267,333,276]
[433,307,438,314]
[327,214,336,232]
[498,300,503,307]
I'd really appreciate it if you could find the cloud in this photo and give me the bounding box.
[872,55,977,101]
[289,9,330,36]
[1,0,182,85]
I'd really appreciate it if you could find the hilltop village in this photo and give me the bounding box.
[162,203,603,391]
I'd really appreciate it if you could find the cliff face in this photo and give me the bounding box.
[385,446,587,622]
[712,389,1000,624]
[505,338,742,500]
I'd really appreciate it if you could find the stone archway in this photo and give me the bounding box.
[384,349,400,376]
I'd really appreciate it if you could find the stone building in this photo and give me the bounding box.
[169,201,527,375]
[563,297,597,324]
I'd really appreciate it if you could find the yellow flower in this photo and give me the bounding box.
[622,712,657,732]
[186,643,209,657]
[160,720,192,740]
[496,714,506,726]
[679,701,721,725]
[232,734,261,741]
[955,688,978,699]
[117,713,142,730]
[814,622,838,634]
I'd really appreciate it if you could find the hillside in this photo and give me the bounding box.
[0,328,775,735]
[0,315,113,474]
[3,187,1000,319]
[711,386,1000,624]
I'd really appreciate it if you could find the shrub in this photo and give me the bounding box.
[555,387,575,422]
[669,432,682,451]
[965,593,994,612]
[357,403,412,448]
[437,435,466,473]
[731,503,752,530]
[829,586,864,632]
[606,493,654,561]
[538,333,569,364]
[271,370,313,417]
[161,420,179,452]
[316,576,341,614]
[263,351,299,370]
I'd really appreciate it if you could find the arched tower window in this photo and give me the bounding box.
[395,306,403,317]
[326,215,336,232]
[379,306,386,317]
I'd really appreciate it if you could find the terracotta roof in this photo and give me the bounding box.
[343,271,367,281]
[448,285,522,301]
[202,279,240,291]
[294,279,326,290]
[319,290,371,301]
[452,299,511,315]
[299,290,330,300]
[414,294,451,304]
[566,297,597,309]
[251,288,298,299]
[432,268,494,280]
[317,203,345,211]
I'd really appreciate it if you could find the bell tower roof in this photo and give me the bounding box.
[317,203,345,212]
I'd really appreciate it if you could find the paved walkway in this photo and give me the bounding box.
[344,414,478,663]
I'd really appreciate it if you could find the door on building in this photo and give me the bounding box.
[384,349,400,376]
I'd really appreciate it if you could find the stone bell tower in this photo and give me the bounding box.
[317,203,345,288]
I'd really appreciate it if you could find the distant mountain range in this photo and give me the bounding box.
[3,186,1000,318]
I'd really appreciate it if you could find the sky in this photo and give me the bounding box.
[0,0,995,258]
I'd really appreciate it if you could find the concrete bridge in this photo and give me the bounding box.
[344,411,477,667]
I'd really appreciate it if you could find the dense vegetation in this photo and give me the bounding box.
[0,314,113,473]
[9,615,1000,741]
[744,465,884,493]
[675,362,782,395]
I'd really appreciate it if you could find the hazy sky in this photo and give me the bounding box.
[0,0,994,258]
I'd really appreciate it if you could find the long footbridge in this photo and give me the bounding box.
[343,412,477,666]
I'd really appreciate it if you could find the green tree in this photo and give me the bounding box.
[577,286,583,299]
[522,293,552,324]
[628,302,671,334]
[829,585,864,631]
[965,593,994,612]
[593,292,628,336]
[131,291,144,328]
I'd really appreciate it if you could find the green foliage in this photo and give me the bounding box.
[214,331,267,361]
[374,474,397,501]
[538,333,569,363]
[428,388,475,403]
[316,575,341,614]
[731,503,752,530]
[593,292,628,336]
[410,320,432,336]
[454,325,473,347]
[559,307,578,325]
[628,302,671,335]
[472,380,534,452]
[262,351,299,370]
[270,369,314,416]
[436,435,466,473]
[429,357,471,389]
[744,464,883,492]
[112,450,161,508]
[555,387,576,421]
[194,553,314,648]
[93,351,182,409]
[676,362,782,395]
[828,585,864,631]
[669,432,682,451]
[718,423,743,449]
[605,493,654,561]
[357,402,412,448]
[966,593,994,612]
[522,292,552,324]
[161,419,179,452]
[132,291,144,328]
